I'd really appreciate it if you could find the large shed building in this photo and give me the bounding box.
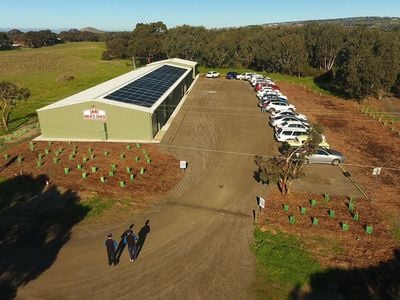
[36,58,197,142]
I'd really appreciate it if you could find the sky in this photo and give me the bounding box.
[1,0,400,31]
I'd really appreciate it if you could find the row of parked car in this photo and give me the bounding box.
[239,72,345,165]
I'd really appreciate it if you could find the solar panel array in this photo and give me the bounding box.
[104,65,188,108]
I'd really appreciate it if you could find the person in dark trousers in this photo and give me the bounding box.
[124,229,137,262]
[105,233,118,266]
[136,220,151,258]
[115,224,133,263]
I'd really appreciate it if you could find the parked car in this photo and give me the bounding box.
[270,116,307,127]
[270,110,307,121]
[206,71,220,78]
[244,73,257,80]
[275,128,308,142]
[274,121,310,132]
[236,73,246,80]
[265,101,295,112]
[226,71,238,79]
[285,135,330,149]
[306,148,345,165]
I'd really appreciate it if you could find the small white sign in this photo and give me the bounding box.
[83,108,106,121]
[259,197,265,209]
[372,167,381,176]
[180,161,187,169]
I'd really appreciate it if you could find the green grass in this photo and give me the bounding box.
[198,66,330,95]
[251,227,321,298]
[81,197,114,219]
[0,42,132,133]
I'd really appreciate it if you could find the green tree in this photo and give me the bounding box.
[128,22,168,64]
[0,82,30,132]
[255,127,323,194]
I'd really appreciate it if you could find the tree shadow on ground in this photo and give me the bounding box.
[0,174,90,299]
[289,249,400,300]
[313,72,350,99]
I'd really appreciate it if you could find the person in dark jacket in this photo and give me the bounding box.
[124,230,137,262]
[105,233,118,266]
[115,224,134,263]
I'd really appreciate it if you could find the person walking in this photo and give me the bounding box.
[115,224,134,263]
[105,233,118,266]
[124,229,137,262]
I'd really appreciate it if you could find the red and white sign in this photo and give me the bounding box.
[83,108,106,121]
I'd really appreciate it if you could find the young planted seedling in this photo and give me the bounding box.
[130,174,135,182]
[100,176,106,183]
[329,209,335,219]
[120,153,125,159]
[82,157,88,163]
[146,159,152,164]
[3,153,9,160]
[283,204,289,212]
[53,157,59,164]
[108,171,114,177]
[324,194,330,202]
[312,217,318,225]
[136,143,141,148]
[77,164,82,170]
[36,160,42,168]
[48,141,52,146]
[300,206,307,215]
[82,172,87,179]
[126,167,131,174]
[120,181,125,187]
[353,212,360,221]
[64,167,70,174]
[289,215,296,224]
[17,155,23,164]
[90,153,95,160]
[111,163,116,171]
[104,151,109,157]
[69,154,75,160]
[365,225,373,234]
[135,156,140,162]
[88,148,93,154]
[91,166,97,172]
[342,223,349,231]
[310,199,317,207]
[140,167,145,175]
[45,148,49,155]
[29,141,34,151]
[126,144,131,150]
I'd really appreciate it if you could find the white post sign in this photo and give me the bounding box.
[180,161,187,170]
[372,167,381,176]
[259,197,265,209]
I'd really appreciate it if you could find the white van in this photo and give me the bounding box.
[274,128,308,142]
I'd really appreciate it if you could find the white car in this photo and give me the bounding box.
[206,71,220,78]
[244,73,257,80]
[270,116,307,127]
[274,121,310,132]
[275,128,308,142]
[265,101,295,112]
[257,90,282,99]
[270,110,307,121]
[236,73,246,80]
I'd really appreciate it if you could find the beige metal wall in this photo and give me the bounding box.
[38,101,153,141]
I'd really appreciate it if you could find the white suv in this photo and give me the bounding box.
[206,71,220,78]
[275,128,308,142]
[265,101,295,112]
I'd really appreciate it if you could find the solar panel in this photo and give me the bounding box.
[104,65,188,108]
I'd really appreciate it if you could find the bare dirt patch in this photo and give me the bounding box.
[0,141,183,202]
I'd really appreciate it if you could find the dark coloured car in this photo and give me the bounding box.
[226,72,238,79]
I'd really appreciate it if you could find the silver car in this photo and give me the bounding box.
[307,148,345,165]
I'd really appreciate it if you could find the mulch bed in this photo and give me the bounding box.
[0,141,183,200]
[258,82,400,268]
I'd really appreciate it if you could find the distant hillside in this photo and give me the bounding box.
[80,27,105,33]
[263,16,400,29]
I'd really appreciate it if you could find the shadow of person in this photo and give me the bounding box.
[136,220,150,258]
[114,224,133,264]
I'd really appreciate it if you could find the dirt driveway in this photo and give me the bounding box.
[16,78,357,299]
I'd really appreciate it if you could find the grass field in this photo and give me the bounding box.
[251,227,321,298]
[0,42,131,133]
